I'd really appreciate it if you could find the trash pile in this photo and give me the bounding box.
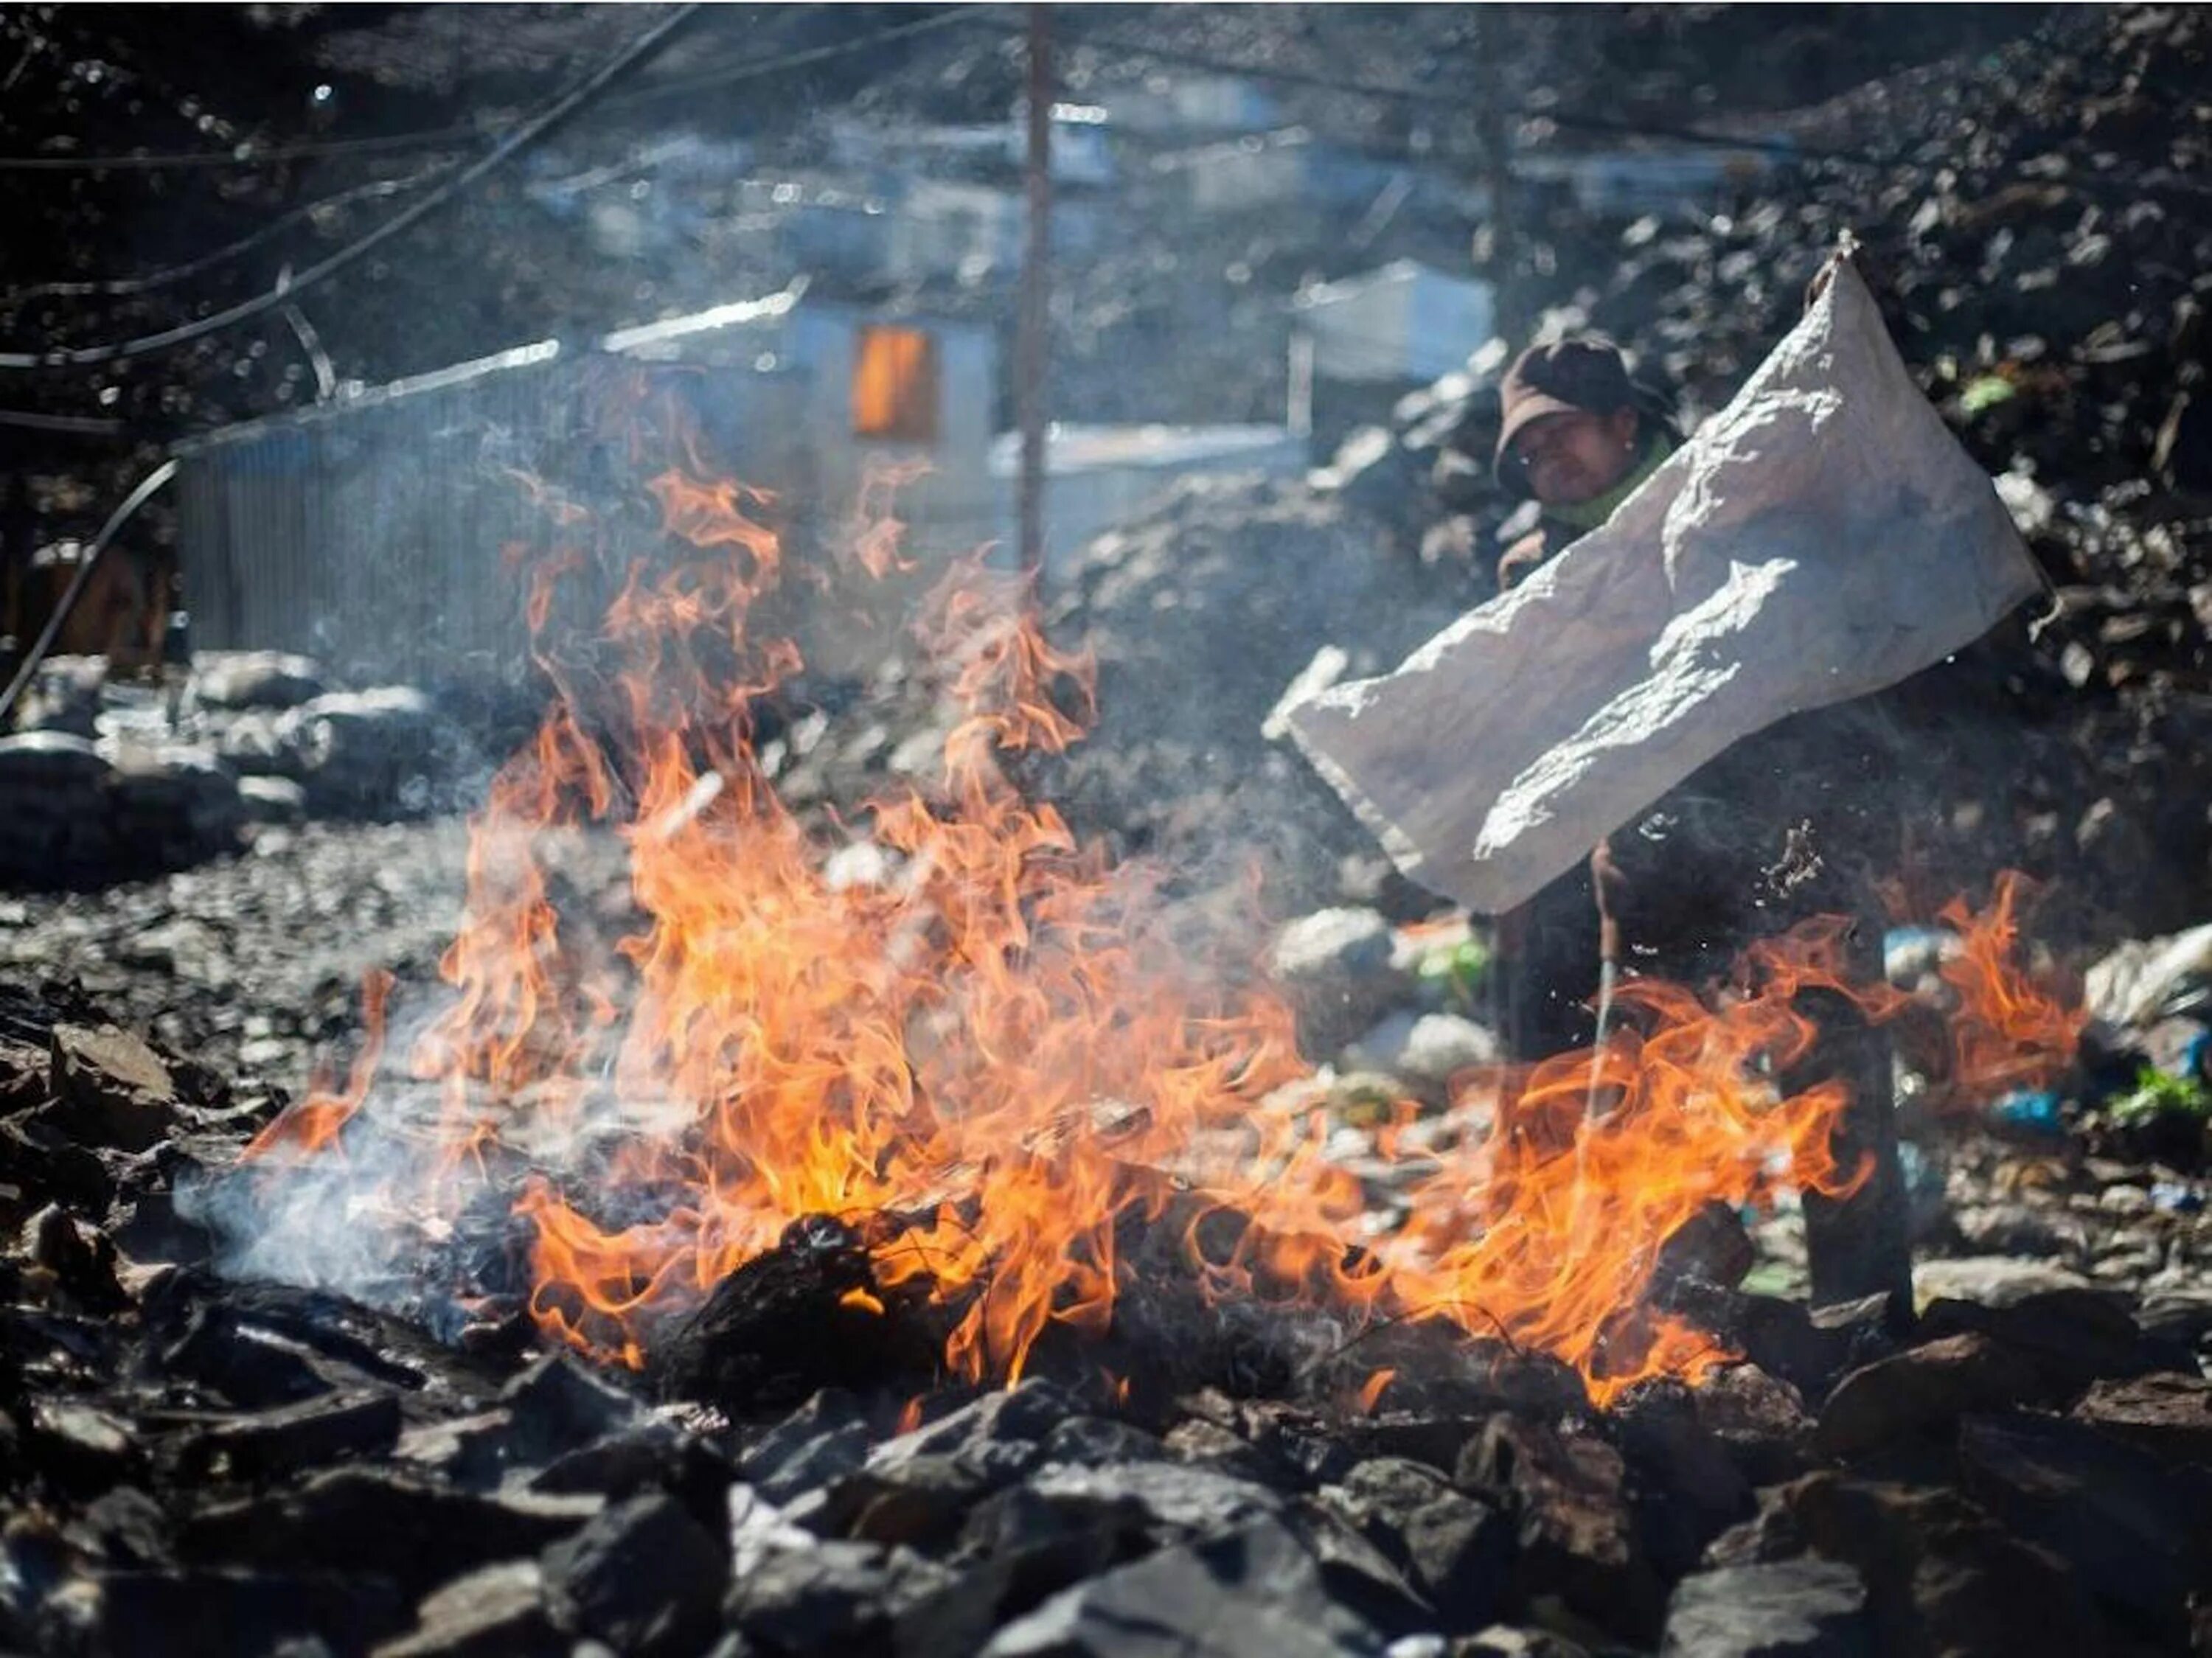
[0,652,479,890]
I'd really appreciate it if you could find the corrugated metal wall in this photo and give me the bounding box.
[178,354,813,689]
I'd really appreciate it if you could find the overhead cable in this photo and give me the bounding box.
[0,459,177,728]
[0,4,703,369]
[0,4,1000,174]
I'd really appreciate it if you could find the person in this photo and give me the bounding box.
[1486,324,1917,1316]
[1492,336,1680,592]
[1487,336,1679,1061]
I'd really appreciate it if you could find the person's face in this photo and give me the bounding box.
[1510,405,1642,507]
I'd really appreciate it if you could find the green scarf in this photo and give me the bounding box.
[1545,431,1675,537]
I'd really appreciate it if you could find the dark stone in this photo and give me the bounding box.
[181,1467,602,1597]
[445,1353,648,1486]
[0,1110,117,1212]
[501,1351,643,1441]
[1958,1412,2212,1643]
[1610,1382,1756,1579]
[1725,1472,2106,1658]
[372,1561,561,1658]
[1656,1283,1888,1404]
[1652,1202,1756,1294]
[1660,1560,1874,1657]
[653,1214,941,1414]
[1321,1456,1511,1632]
[26,1398,142,1493]
[1918,1289,2168,1399]
[184,1389,401,1480]
[799,1382,1086,1547]
[18,1204,126,1312]
[1159,1418,1292,1488]
[1687,1365,1815,1488]
[528,1418,735,1522]
[1331,1412,1488,1478]
[48,1023,179,1154]
[37,1567,406,1658]
[951,1483,1158,1638]
[2070,1371,2212,1463]
[1018,1458,1284,1544]
[1815,1333,2060,1460]
[1456,1417,1666,1644]
[542,1493,726,1657]
[157,1305,335,1410]
[738,1389,873,1505]
[978,1516,1402,1658]
[1040,1415,1165,1467]
[723,1536,958,1657]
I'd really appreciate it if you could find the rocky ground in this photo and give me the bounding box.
[2,809,2211,1656]
[4,4,2212,1653]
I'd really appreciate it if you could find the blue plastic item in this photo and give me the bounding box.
[2150,1181,2205,1215]
[1992,1088,2065,1135]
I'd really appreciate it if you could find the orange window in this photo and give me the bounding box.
[851,326,939,442]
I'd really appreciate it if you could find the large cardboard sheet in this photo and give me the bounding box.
[1284,261,2045,916]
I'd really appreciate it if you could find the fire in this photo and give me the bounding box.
[1935,871,2085,1100]
[238,405,2069,1407]
[243,968,394,1160]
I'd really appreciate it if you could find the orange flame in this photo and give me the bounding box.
[1935,871,2085,1101]
[243,968,394,1160]
[258,407,2053,1407]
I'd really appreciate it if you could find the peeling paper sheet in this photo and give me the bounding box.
[1284,261,2045,917]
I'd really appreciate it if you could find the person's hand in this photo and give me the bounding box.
[1804,236,1896,317]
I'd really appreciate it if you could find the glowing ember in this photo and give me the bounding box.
[233,411,2072,1406]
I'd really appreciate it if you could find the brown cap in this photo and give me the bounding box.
[1493,337,1639,492]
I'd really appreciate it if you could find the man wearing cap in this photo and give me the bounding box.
[1481,324,1942,1318]
[1486,337,1681,1061]
[1493,337,1679,591]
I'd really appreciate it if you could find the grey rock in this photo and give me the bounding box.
[1321,1457,1510,1631]
[192,651,329,711]
[1020,1458,1284,1542]
[739,1390,872,1505]
[1911,1255,2093,1306]
[1660,1560,1872,1657]
[1343,1011,1498,1101]
[981,1516,1398,1658]
[237,774,309,823]
[1816,1333,2058,1459]
[542,1494,726,1657]
[1270,908,1405,1053]
[372,1561,560,1658]
[724,1537,956,1655]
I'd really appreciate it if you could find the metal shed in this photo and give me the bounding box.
[178,293,999,690]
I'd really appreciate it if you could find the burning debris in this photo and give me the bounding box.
[169,406,1971,1413]
[8,397,2207,1655]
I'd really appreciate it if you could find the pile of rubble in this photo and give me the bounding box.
[4,976,2212,1658]
[0,652,481,891]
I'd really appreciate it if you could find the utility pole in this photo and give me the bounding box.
[1470,8,1527,347]
[1016,2,1052,581]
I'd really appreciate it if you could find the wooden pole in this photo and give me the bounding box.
[1470,9,1526,346]
[1017,2,1053,580]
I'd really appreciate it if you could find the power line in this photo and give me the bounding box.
[1035,25,1875,169]
[0,161,456,304]
[0,459,176,729]
[0,120,490,173]
[0,5,703,370]
[0,4,1001,175]
[0,407,126,435]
